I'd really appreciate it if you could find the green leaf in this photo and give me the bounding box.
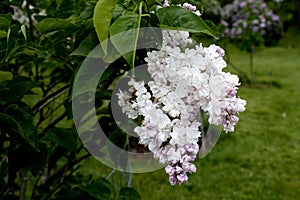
[21,24,27,42]
[71,59,103,99]
[0,104,38,150]
[8,81,38,104]
[6,24,19,57]
[93,0,118,54]
[108,130,126,149]
[119,187,141,200]
[0,14,12,24]
[10,75,32,83]
[96,89,113,100]
[0,76,37,106]
[152,0,162,5]
[156,6,216,38]
[0,30,7,38]
[4,104,37,149]
[71,32,102,57]
[36,18,80,34]
[44,127,79,151]
[80,178,114,200]
[0,71,12,82]
[56,0,63,9]
[110,14,139,68]
[0,112,23,135]
[5,24,27,61]
[80,9,94,21]
[0,17,9,30]
[112,4,125,21]
[43,30,67,45]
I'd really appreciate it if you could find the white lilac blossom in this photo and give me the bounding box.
[182,2,201,16]
[159,0,201,16]
[117,29,246,185]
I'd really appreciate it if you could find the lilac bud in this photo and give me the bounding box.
[183,3,196,11]
[227,89,237,98]
[185,144,194,152]
[177,173,188,184]
[175,166,183,174]
[169,175,177,185]
[177,146,186,155]
[165,165,176,176]
[182,155,192,162]
[216,47,225,57]
[230,115,239,123]
[182,162,197,173]
[185,143,199,154]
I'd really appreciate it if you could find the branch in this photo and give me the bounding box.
[43,153,90,187]
[43,101,65,120]
[32,84,69,114]
[19,169,28,200]
[227,60,251,84]
[41,165,79,200]
[39,112,67,139]
[225,51,251,84]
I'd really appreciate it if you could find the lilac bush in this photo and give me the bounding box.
[220,0,282,52]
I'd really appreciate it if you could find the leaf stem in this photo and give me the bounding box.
[131,2,144,76]
[25,2,34,41]
[140,14,150,17]
[105,169,117,180]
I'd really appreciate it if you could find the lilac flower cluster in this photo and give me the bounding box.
[117,29,246,185]
[159,0,201,16]
[221,0,281,49]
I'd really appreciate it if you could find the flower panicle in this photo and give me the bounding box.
[117,29,246,185]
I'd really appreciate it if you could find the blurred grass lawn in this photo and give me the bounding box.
[125,28,300,200]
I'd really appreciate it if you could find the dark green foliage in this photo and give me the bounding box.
[119,187,141,200]
[0,0,215,199]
